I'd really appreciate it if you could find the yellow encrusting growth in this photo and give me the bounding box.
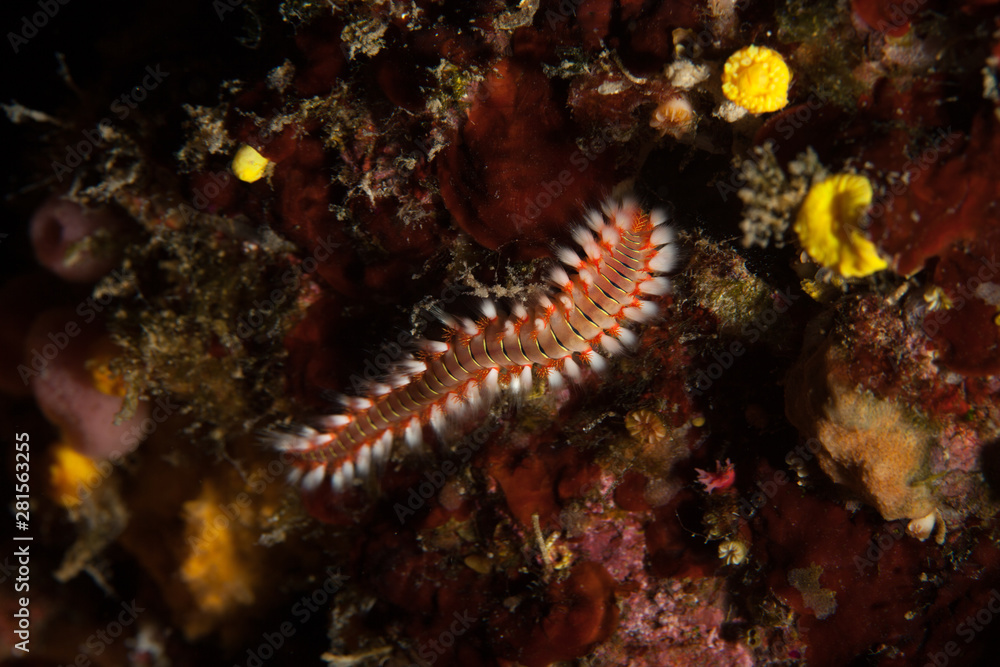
[49,442,99,508]
[793,173,888,278]
[232,144,270,183]
[88,354,127,397]
[722,45,791,114]
[180,484,255,622]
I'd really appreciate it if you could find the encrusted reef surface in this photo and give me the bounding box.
[3,0,1000,665]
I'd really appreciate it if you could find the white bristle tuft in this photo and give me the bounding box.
[556,247,582,267]
[588,351,608,373]
[571,225,592,245]
[374,431,392,463]
[341,460,354,482]
[617,328,638,348]
[446,393,464,415]
[640,276,671,295]
[602,335,623,356]
[465,383,482,409]
[572,226,601,260]
[585,209,604,231]
[355,444,372,478]
[345,396,373,410]
[291,438,314,452]
[615,200,638,229]
[512,302,528,319]
[650,224,674,245]
[436,311,460,330]
[604,203,625,230]
[271,435,300,453]
[649,208,669,227]
[579,268,595,286]
[563,358,581,382]
[600,225,620,246]
[399,359,427,375]
[388,374,409,388]
[483,367,500,396]
[549,265,571,287]
[548,370,564,390]
[481,299,498,320]
[418,340,450,354]
[460,317,478,335]
[301,465,326,491]
[369,383,391,396]
[405,418,422,449]
[286,466,305,485]
[557,294,573,312]
[519,366,533,394]
[331,468,345,492]
[320,414,352,429]
[430,404,447,435]
[624,300,659,322]
[649,247,676,273]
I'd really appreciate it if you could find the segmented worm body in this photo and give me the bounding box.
[274,198,676,492]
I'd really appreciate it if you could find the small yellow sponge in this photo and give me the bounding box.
[722,45,791,114]
[794,173,888,278]
[49,442,99,508]
[232,144,270,183]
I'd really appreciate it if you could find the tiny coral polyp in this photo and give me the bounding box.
[722,45,791,114]
[274,198,677,494]
[794,173,888,278]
